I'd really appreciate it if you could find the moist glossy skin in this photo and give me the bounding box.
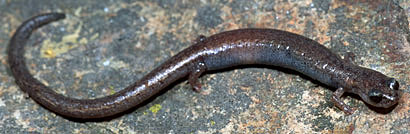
[8,13,400,119]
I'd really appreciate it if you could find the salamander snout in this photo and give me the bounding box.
[367,78,400,108]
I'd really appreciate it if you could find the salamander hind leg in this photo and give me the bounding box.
[188,61,207,92]
[343,52,356,63]
[332,87,356,114]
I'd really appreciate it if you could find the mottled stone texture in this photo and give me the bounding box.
[0,0,408,133]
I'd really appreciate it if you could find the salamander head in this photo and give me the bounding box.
[359,76,400,108]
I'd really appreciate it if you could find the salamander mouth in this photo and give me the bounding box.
[363,93,399,108]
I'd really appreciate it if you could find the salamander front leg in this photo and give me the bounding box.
[332,87,356,114]
[192,35,207,45]
[188,62,206,92]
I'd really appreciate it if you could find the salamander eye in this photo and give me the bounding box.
[387,78,399,90]
[368,89,383,103]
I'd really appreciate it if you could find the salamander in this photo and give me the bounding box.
[7,13,400,119]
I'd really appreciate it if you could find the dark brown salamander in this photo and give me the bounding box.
[8,13,400,119]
